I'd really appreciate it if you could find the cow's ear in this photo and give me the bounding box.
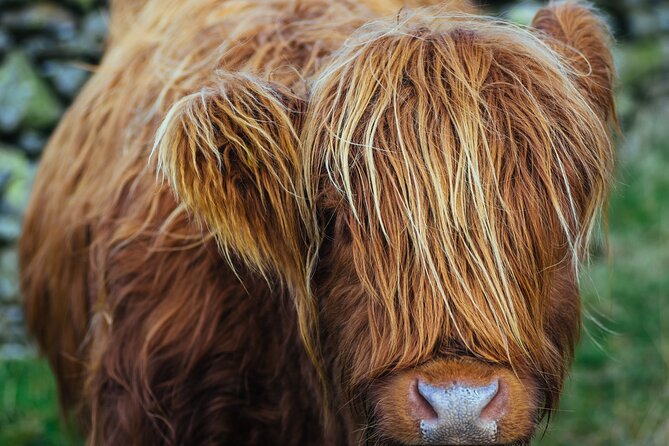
[153,73,309,283]
[532,2,615,120]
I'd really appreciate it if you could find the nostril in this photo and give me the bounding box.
[480,378,508,422]
[409,379,438,420]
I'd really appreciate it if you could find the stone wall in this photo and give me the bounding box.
[0,0,107,357]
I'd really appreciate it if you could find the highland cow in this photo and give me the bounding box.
[19,0,615,444]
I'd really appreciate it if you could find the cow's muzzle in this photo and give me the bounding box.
[369,358,538,445]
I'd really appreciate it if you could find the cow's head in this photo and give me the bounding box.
[154,3,615,444]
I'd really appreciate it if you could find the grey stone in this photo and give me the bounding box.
[73,10,109,57]
[0,244,19,276]
[4,305,22,322]
[17,129,47,157]
[1,3,76,38]
[54,32,103,59]
[43,59,90,97]
[0,145,32,212]
[0,214,20,243]
[0,52,63,132]
[0,276,17,302]
[0,249,19,296]
[0,27,12,55]
[22,35,53,58]
[83,10,109,43]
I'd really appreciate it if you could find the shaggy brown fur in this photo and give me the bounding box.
[19,0,615,444]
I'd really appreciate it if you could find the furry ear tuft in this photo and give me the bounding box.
[532,1,615,120]
[153,73,308,282]
[153,73,328,402]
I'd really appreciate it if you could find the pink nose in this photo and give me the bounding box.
[410,378,503,445]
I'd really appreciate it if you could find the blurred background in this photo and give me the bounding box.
[0,0,666,444]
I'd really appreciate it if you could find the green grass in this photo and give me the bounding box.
[0,360,81,445]
[538,95,669,445]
